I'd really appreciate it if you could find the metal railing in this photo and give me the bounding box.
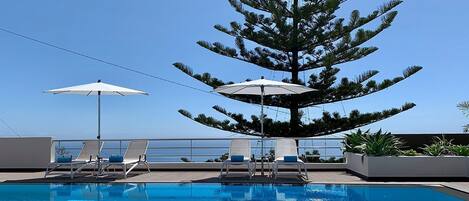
[53,137,344,163]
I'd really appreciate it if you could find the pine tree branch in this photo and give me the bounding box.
[205,66,421,109]
[301,10,397,70]
[228,0,291,35]
[237,0,293,17]
[223,0,308,52]
[355,70,379,83]
[212,105,251,126]
[173,62,233,88]
[297,102,416,136]
[177,102,416,137]
[174,61,421,110]
[305,0,402,50]
[197,40,291,71]
[210,1,401,71]
[297,1,401,69]
[173,62,285,106]
[299,0,343,18]
[178,109,261,136]
[299,66,422,107]
[214,22,290,52]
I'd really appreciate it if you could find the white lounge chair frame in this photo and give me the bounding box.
[102,140,151,178]
[45,140,102,179]
[272,138,308,179]
[220,139,255,178]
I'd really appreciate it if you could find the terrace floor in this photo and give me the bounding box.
[0,171,468,195]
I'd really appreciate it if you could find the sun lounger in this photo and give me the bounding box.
[220,139,255,179]
[101,140,150,178]
[272,138,308,179]
[45,140,102,179]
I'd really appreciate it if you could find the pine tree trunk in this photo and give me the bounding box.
[290,61,300,136]
[289,0,300,136]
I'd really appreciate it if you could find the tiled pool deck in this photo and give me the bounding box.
[0,171,468,195]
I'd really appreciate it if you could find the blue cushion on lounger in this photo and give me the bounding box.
[230,155,244,162]
[284,156,298,162]
[109,155,124,162]
[56,156,72,163]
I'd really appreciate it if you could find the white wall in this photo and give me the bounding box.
[0,137,53,169]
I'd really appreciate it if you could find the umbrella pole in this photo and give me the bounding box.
[260,86,265,176]
[97,91,102,175]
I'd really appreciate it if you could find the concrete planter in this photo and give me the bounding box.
[345,152,469,178]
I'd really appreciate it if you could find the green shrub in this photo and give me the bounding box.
[300,150,320,163]
[205,153,229,162]
[343,129,405,156]
[449,145,469,156]
[320,157,345,163]
[342,129,368,153]
[434,136,453,151]
[421,136,453,156]
[362,130,402,156]
[180,157,191,162]
[422,144,444,156]
[400,149,419,156]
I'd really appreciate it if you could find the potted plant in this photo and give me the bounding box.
[344,131,469,179]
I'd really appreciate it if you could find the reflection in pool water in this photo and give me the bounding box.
[0,183,463,201]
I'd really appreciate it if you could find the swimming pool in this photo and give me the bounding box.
[0,183,465,201]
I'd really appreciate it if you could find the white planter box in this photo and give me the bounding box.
[345,152,469,178]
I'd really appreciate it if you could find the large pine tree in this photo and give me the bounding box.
[174,0,422,137]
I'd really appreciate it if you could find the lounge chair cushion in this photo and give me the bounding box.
[109,155,124,162]
[230,155,244,162]
[283,156,298,162]
[56,156,72,163]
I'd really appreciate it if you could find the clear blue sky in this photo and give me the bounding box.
[0,0,466,139]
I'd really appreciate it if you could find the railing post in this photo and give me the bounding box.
[324,138,327,159]
[190,139,193,162]
[119,140,122,155]
[57,140,60,158]
[311,138,314,158]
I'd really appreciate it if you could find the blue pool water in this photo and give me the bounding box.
[0,183,464,201]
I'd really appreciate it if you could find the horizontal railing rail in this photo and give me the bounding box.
[54,137,345,141]
[53,137,344,163]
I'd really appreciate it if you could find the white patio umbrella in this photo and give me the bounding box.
[214,76,316,175]
[46,80,148,173]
